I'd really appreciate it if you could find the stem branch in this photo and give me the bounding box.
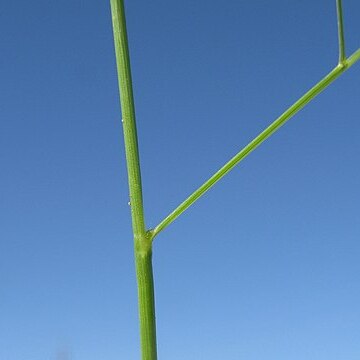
[152,51,360,238]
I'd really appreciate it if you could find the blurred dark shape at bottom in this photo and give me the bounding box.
[56,348,71,360]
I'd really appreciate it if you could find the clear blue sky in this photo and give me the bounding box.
[1,1,360,359]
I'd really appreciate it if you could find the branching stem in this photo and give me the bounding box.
[110,0,359,358]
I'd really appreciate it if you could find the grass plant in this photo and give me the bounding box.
[110,0,359,359]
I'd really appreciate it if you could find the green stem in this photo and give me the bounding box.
[110,0,157,359]
[135,250,158,360]
[110,0,145,238]
[346,48,360,67]
[152,50,360,238]
[336,0,346,64]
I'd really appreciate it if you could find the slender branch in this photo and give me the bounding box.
[152,51,360,238]
[346,48,360,67]
[336,0,346,64]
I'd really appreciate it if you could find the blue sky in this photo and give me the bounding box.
[1,0,360,359]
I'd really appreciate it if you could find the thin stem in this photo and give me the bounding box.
[346,48,360,67]
[135,250,158,360]
[110,0,145,240]
[152,51,360,238]
[336,0,346,64]
[110,1,158,359]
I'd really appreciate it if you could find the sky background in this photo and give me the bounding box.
[1,0,360,359]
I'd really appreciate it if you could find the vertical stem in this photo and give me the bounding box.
[135,250,158,360]
[336,0,346,64]
[110,0,158,359]
[110,0,145,236]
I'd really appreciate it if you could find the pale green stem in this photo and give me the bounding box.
[336,0,346,64]
[135,250,157,360]
[152,50,360,238]
[346,48,360,67]
[110,0,145,240]
[110,0,157,359]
